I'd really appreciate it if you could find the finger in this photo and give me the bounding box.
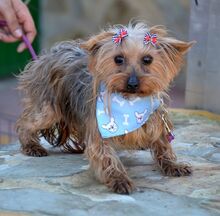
[0,32,18,42]
[0,1,22,38]
[17,41,26,53]
[12,0,36,43]
[22,20,37,44]
[17,29,37,52]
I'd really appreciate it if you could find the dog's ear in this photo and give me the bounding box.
[161,38,196,55]
[149,26,195,55]
[81,31,114,55]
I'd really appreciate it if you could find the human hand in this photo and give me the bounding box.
[0,0,36,52]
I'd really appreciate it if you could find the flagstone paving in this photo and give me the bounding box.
[0,111,220,216]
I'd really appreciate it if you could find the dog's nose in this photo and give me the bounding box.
[127,73,139,91]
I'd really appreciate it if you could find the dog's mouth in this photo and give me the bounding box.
[110,84,151,98]
[106,73,165,98]
[111,82,141,96]
[126,89,138,94]
[114,88,147,100]
[123,92,149,99]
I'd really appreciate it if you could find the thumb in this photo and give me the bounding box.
[2,5,22,38]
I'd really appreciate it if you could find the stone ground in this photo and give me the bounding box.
[0,111,220,216]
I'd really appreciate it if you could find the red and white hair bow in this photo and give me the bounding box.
[144,32,158,46]
[112,28,128,45]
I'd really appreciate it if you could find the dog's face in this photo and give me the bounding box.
[81,23,194,97]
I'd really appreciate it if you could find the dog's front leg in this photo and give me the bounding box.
[86,137,135,194]
[151,137,192,177]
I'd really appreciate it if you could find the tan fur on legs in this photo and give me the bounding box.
[151,132,192,177]
[86,134,135,194]
[16,103,59,156]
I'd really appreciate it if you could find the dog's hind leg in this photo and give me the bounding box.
[16,103,58,157]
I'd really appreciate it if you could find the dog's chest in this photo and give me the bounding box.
[109,111,163,150]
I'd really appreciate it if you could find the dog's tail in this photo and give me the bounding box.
[41,121,85,154]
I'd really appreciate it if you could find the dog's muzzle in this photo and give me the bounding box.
[127,72,139,92]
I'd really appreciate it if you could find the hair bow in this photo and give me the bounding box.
[144,32,157,47]
[112,29,128,45]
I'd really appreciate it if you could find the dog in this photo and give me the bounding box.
[16,22,194,194]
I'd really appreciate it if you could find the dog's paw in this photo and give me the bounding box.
[107,176,135,194]
[161,161,192,177]
[22,144,48,157]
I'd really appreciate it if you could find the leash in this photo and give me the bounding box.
[160,99,175,143]
[0,20,37,60]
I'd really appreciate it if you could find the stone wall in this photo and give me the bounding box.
[186,0,220,113]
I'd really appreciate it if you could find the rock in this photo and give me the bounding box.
[210,153,220,162]
[0,111,220,216]
[210,136,220,147]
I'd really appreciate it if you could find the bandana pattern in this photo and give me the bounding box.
[96,84,160,138]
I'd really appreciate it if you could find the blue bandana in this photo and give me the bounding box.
[96,84,160,138]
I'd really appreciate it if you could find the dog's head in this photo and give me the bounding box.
[81,22,194,98]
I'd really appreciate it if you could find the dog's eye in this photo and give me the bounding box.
[114,55,125,65]
[142,55,153,65]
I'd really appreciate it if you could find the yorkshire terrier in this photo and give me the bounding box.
[16,22,194,194]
